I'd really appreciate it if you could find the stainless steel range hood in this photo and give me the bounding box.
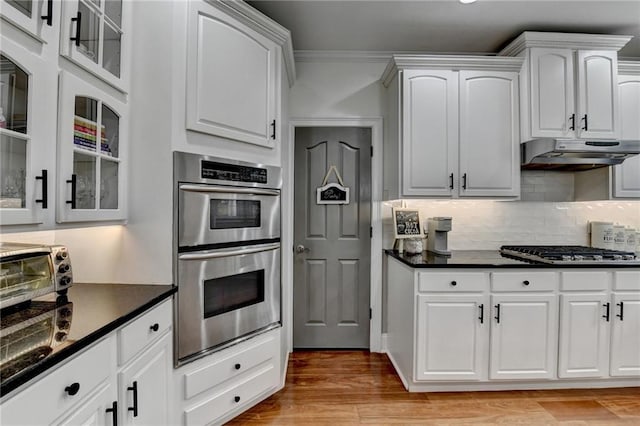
[521,138,640,171]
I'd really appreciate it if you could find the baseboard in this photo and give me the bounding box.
[380,333,388,353]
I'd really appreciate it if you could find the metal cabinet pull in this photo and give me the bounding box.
[106,401,118,426]
[603,302,610,322]
[450,281,457,287]
[581,114,588,131]
[478,304,484,324]
[522,280,530,286]
[127,381,139,417]
[41,0,53,26]
[462,173,467,190]
[65,382,80,396]
[35,169,48,209]
[66,174,77,209]
[270,120,276,139]
[494,304,501,323]
[149,323,159,332]
[234,396,241,403]
[70,12,82,47]
[449,173,454,190]
[569,113,575,131]
[616,302,624,321]
[235,363,241,370]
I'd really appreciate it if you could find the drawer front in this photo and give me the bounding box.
[1,337,113,425]
[418,272,488,292]
[118,298,172,365]
[491,272,557,292]
[614,271,640,291]
[183,330,279,400]
[184,361,278,426]
[561,271,609,291]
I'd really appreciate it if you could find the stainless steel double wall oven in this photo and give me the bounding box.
[174,152,281,366]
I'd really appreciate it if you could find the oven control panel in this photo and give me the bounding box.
[201,161,268,184]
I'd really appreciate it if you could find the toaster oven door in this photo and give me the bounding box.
[0,253,55,309]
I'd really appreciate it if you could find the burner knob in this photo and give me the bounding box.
[56,250,68,261]
[613,255,623,260]
[55,332,68,342]
[562,255,573,261]
[58,264,70,273]
[593,255,603,261]
[623,255,635,261]
[574,255,584,261]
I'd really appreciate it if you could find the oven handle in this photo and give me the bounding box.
[179,184,280,196]
[178,243,280,261]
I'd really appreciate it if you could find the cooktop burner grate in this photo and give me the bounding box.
[500,245,639,265]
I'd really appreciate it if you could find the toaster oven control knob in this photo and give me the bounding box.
[58,264,70,273]
[60,276,72,286]
[55,332,68,342]
[56,250,68,261]
[58,320,71,330]
[59,307,72,318]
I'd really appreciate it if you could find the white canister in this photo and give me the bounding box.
[613,225,627,251]
[636,231,640,255]
[404,238,424,254]
[590,221,614,249]
[625,227,636,253]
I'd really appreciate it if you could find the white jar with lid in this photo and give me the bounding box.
[590,222,614,249]
[625,227,637,253]
[613,225,627,251]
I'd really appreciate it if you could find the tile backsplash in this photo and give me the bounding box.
[383,199,640,250]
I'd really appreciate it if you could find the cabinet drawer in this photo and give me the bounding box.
[1,337,113,425]
[491,272,557,291]
[561,271,609,291]
[184,361,278,426]
[418,272,488,292]
[614,271,640,291]
[118,299,172,366]
[183,330,279,400]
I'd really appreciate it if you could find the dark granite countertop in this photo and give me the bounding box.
[1,283,176,397]
[385,249,640,269]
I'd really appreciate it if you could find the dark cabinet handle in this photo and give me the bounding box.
[581,114,588,131]
[462,173,467,190]
[494,304,501,324]
[449,173,454,190]
[106,401,118,426]
[569,113,575,131]
[35,169,48,209]
[603,302,610,322]
[127,381,138,417]
[234,396,241,403]
[149,323,159,332]
[66,174,77,209]
[270,119,276,139]
[617,302,624,321]
[478,304,484,324]
[234,363,241,370]
[522,280,530,286]
[65,382,80,396]
[41,0,53,26]
[70,12,82,47]
[450,281,457,287]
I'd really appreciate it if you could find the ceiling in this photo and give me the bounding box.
[247,0,640,58]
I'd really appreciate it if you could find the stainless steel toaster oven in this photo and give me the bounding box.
[0,243,73,310]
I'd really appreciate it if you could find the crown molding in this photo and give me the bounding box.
[381,55,525,87]
[207,0,296,87]
[499,32,633,57]
[294,50,395,63]
[619,61,640,75]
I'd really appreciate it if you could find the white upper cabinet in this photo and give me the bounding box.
[186,0,280,148]
[59,0,131,92]
[56,71,127,223]
[0,34,57,226]
[384,56,522,199]
[0,0,58,44]
[613,68,640,198]
[500,32,632,142]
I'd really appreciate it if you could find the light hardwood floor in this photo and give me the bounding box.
[228,351,640,425]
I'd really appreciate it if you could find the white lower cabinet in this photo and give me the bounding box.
[610,293,640,376]
[55,383,118,426]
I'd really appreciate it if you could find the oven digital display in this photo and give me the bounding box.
[201,161,268,184]
[210,200,261,229]
[203,270,265,318]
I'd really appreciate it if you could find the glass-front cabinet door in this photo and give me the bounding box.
[59,0,129,92]
[57,71,127,222]
[0,0,58,44]
[0,35,56,226]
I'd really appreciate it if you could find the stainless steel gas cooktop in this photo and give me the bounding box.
[500,245,640,265]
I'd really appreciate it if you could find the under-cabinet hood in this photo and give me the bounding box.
[521,138,640,171]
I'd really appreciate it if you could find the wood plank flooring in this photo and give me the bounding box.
[227,351,640,425]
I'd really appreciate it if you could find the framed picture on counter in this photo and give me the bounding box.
[392,207,422,239]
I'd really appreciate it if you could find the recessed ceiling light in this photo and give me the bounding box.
[460,0,478,4]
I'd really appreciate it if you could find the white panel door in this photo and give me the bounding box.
[610,293,640,377]
[401,70,458,197]
[558,293,610,378]
[529,48,575,138]
[576,50,619,139]
[459,71,519,197]
[186,1,279,148]
[489,294,558,380]
[416,294,489,381]
[613,75,640,198]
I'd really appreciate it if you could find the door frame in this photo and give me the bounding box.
[284,117,383,353]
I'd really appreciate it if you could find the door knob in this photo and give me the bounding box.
[295,245,309,254]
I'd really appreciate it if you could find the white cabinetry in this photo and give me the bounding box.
[500,32,631,142]
[186,0,280,148]
[383,56,522,199]
[613,64,640,198]
[0,0,59,44]
[0,300,173,425]
[610,271,640,377]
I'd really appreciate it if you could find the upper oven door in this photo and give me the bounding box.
[178,184,280,248]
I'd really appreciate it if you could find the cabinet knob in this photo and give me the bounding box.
[450,281,457,287]
[150,323,160,332]
[522,280,530,286]
[65,382,80,396]
[234,396,241,403]
[235,363,241,370]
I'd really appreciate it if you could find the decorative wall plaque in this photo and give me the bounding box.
[316,165,350,205]
[392,207,422,239]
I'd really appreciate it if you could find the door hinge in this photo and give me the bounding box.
[369,308,372,319]
[370,146,373,157]
[370,226,373,238]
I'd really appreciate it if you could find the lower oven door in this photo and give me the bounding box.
[176,242,280,365]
